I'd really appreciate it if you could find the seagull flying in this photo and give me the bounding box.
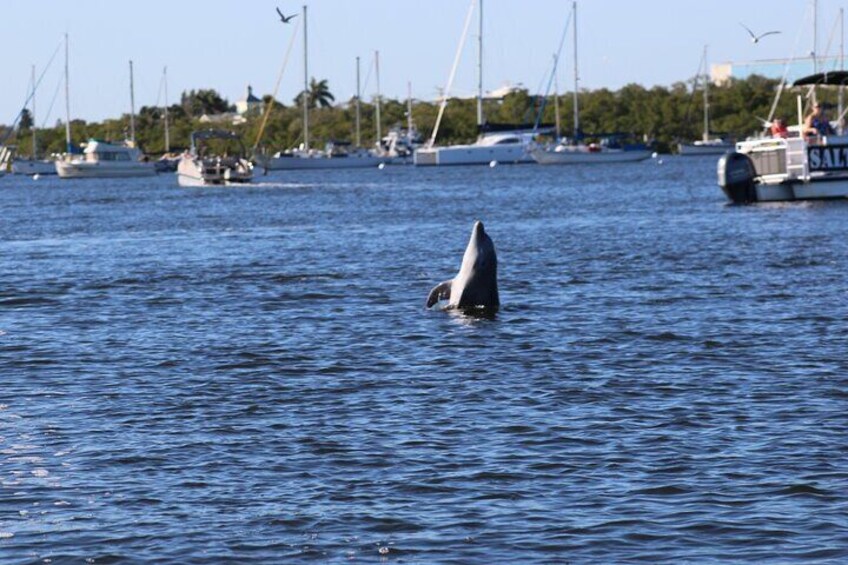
[740,23,780,43]
[276,7,297,23]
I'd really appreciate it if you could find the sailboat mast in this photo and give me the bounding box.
[553,54,561,140]
[407,81,413,133]
[302,4,309,152]
[703,45,710,142]
[355,56,361,147]
[840,7,844,134]
[129,60,136,143]
[477,0,484,126]
[375,50,382,145]
[813,0,818,73]
[64,33,71,153]
[572,1,579,139]
[163,66,170,152]
[31,65,37,158]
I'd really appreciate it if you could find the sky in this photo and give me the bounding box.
[0,0,841,124]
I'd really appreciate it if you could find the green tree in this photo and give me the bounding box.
[294,78,336,109]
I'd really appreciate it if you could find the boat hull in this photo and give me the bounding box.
[177,157,253,187]
[56,161,157,179]
[11,159,57,175]
[414,144,532,166]
[677,142,733,156]
[530,147,652,165]
[264,155,385,170]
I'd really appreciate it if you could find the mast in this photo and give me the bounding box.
[302,4,309,152]
[840,7,845,134]
[355,56,361,147]
[129,60,136,143]
[702,45,710,142]
[813,0,818,73]
[31,65,37,158]
[477,0,484,126]
[163,66,170,152]
[407,81,413,133]
[64,33,71,153]
[572,1,579,139]
[553,54,561,139]
[375,50,382,145]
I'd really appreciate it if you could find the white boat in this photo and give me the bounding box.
[12,158,56,175]
[415,0,541,166]
[530,1,652,166]
[56,47,155,179]
[677,138,734,156]
[531,139,652,164]
[718,71,848,203]
[56,139,156,178]
[415,128,537,165]
[678,46,733,156]
[177,130,253,187]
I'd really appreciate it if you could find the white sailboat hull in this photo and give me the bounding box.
[530,147,652,165]
[264,154,386,170]
[56,160,156,178]
[414,143,532,166]
[11,158,58,175]
[677,142,733,156]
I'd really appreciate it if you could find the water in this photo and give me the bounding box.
[1,159,847,563]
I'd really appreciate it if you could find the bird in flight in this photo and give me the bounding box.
[740,23,780,43]
[276,7,297,23]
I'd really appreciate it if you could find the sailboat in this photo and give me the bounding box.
[415,0,540,166]
[264,6,385,171]
[530,1,652,165]
[11,65,58,175]
[677,46,734,156]
[56,51,156,179]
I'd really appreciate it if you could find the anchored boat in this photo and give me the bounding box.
[718,71,848,204]
[177,130,253,187]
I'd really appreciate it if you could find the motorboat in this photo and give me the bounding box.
[177,130,253,186]
[531,137,653,165]
[718,71,848,203]
[55,139,156,178]
[415,127,538,166]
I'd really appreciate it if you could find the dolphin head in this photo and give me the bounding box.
[454,220,499,311]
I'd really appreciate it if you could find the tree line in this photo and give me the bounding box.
[0,74,827,157]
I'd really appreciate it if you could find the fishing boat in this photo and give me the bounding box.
[177,130,253,186]
[530,1,652,165]
[718,71,848,203]
[677,46,733,156]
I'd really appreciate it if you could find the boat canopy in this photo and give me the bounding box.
[792,71,848,87]
[478,122,555,134]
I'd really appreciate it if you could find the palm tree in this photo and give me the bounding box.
[294,78,335,109]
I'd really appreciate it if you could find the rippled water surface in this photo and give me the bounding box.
[2,158,847,563]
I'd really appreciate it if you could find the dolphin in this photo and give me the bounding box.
[427,221,499,312]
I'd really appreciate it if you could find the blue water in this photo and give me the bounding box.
[1,158,847,563]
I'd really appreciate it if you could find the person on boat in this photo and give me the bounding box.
[803,103,835,138]
[770,118,788,138]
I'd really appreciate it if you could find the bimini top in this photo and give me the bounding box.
[792,70,848,86]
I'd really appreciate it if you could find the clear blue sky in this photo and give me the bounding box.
[1,0,840,124]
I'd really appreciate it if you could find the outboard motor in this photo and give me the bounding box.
[717,152,758,204]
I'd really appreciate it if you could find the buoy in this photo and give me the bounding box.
[32,174,40,180]
[658,159,664,165]
[489,160,497,168]
[651,152,658,159]
[378,162,385,170]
